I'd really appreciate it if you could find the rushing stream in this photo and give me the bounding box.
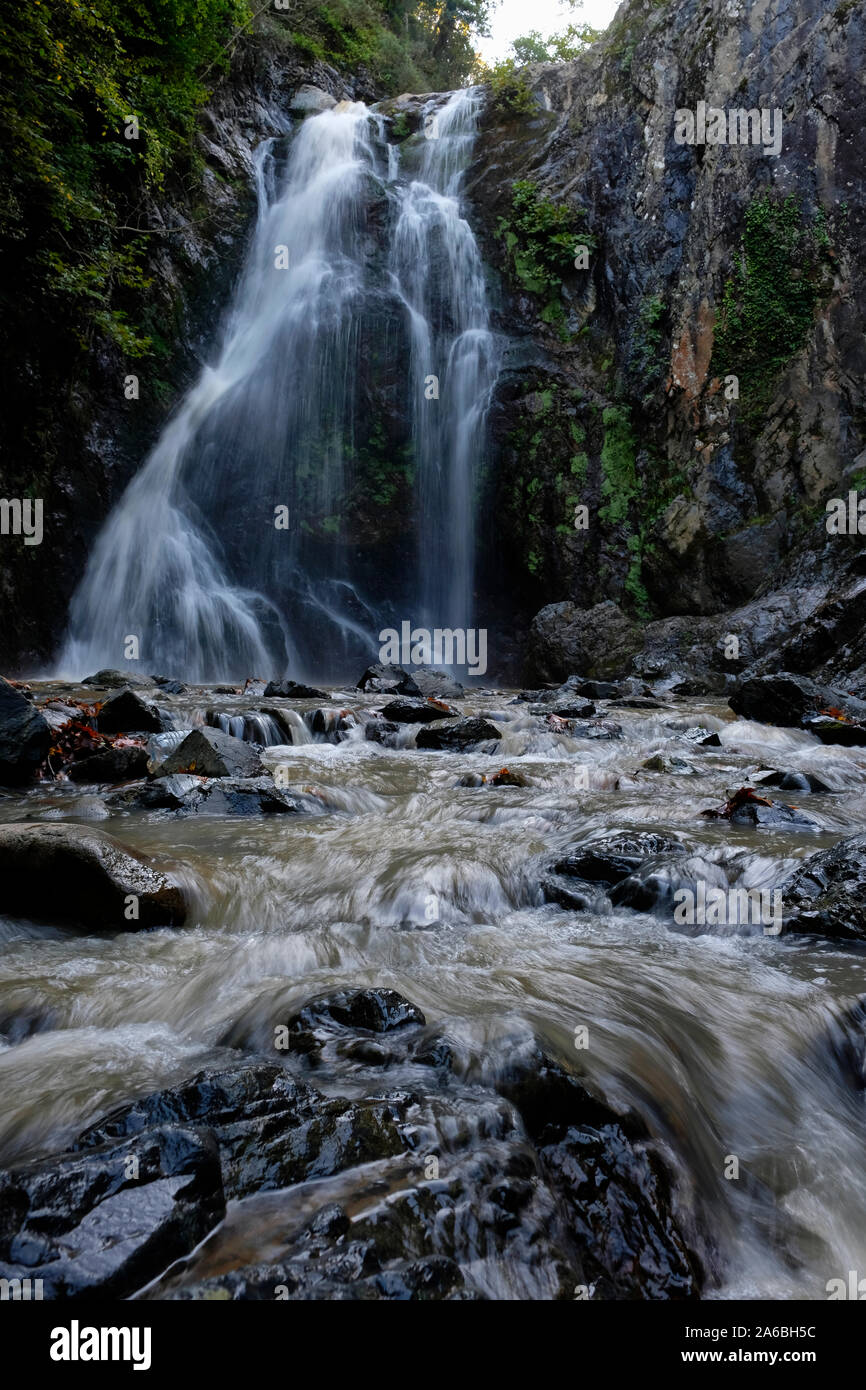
[1,683,866,1298]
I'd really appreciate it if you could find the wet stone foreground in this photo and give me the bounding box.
[1,669,866,1300]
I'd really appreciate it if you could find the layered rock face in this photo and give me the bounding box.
[468,0,865,684]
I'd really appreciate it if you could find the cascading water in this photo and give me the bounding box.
[59,89,498,683]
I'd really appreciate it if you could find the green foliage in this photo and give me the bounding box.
[510,21,600,64]
[712,194,833,411]
[496,180,595,330]
[630,292,667,400]
[598,404,637,525]
[0,0,493,366]
[485,58,537,114]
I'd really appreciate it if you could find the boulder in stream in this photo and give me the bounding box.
[0,677,50,785]
[380,697,459,723]
[156,726,264,778]
[783,832,866,941]
[0,822,188,928]
[728,673,866,732]
[0,1023,701,1300]
[96,687,170,735]
[415,717,501,750]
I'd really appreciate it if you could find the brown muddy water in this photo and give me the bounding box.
[1,683,865,1299]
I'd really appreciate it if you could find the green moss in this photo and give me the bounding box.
[712,194,833,413]
[630,292,667,400]
[496,180,595,330]
[598,405,637,524]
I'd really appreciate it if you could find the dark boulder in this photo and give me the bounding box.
[416,717,501,751]
[96,687,169,735]
[264,680,328,698]
[380,697,458,723]
[752,769,831,794]
[551,833,688,888]
[783,833,866,941]
[156,726,264,778]
[405,667,465,699]
[357,664,420,695]
[0,677,50,785]
[0,822,188,928]
[728,674,866,730]
[0,1125,225,1299]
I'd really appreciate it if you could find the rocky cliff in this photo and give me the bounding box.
[467,0,865,688]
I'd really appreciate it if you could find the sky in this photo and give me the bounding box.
[476,0,623,63]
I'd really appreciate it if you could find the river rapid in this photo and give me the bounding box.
[1,681,865,1300]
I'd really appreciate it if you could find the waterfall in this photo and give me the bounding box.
[59,88,498,683]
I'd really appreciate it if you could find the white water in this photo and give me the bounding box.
[59,90,497,683]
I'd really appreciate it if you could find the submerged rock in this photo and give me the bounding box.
[415,717,501,750]
[752,769,832,794]
[0,822,188,928]
[0,677,50,785]
[783,833,866,941]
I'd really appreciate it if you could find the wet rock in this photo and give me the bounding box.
[81,669,155,690]
[415,717,501,751]
[110,773,203,811]
[529,701,596,718]
[0,677,50,785]
[576,681,620,699]
[289,84,337,115]
[0,1125,225,1299]
[110,775,309,817]
[0,823,187,928]
[156,727,264,778]
[670,680,712,696]
[729,674,866,730]
[567,719,623,740]
[381,697,459,723]
[364,717,399,745]
[308,708,359,740]
[96,687,170,735]
[610,696,665,710]
[701,787,819,829]
[526,602,642,685]
[405,667,465,699]
[752,769,831,794]
[357,663,420,696]
[263,680,328,698]
[151,675,187,694]
[551,833,687,889]
[802,714,866,746]
[700,733,722,747]
[281,989,427,1058]
[642,753,699,775]
[495,1045,701,1299]
[67,745,149,783]
[783,833,866,941]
